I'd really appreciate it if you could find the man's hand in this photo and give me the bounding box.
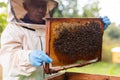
[29,50,52,66]
[101,16,111,30]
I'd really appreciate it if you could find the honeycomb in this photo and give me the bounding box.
[46,18,104,67]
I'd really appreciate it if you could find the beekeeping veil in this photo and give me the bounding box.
[8,0,58,22]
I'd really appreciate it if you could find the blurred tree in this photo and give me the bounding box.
[0,14,7,34]
[53,0,79,17]
[0,2,6,7]
[81,1,100,17]
[105,23,120,40]
[0,2,7,35]
[53,0,100,18]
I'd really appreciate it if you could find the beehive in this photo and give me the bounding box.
[45,18,104,74]
[45,72,120,80]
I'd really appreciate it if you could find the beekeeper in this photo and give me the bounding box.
[0,0,58,80]
[0,0,110,80]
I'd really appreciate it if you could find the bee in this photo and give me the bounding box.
[53,21,102,59]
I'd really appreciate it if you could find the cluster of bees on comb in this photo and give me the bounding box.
[53,21,103,59]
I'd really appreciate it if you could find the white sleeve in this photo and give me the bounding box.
[0,24,36,76]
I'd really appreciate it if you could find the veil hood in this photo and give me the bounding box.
[7,0,58,22]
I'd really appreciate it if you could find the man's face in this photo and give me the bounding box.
[25,0,47,23]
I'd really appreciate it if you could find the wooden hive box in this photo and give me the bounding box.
[45,72,120,80]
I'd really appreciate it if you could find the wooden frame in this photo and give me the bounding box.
[45,18,104,74]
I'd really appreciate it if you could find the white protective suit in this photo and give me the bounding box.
[0,0,58,80]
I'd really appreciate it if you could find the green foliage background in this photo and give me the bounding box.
[1,0,120,63]
[0,2,7,35]
[0,14,7,34]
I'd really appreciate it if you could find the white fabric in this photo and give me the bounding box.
[0,22,47,80]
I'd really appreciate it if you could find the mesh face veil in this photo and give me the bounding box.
[7,0,58,22]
